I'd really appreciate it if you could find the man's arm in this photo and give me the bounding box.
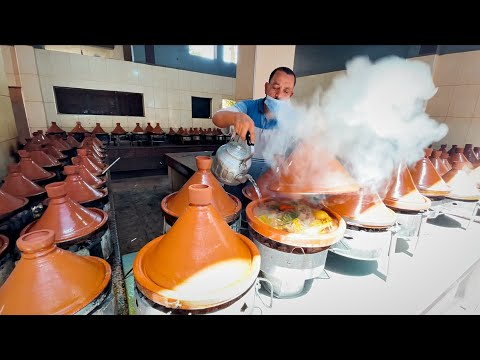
[212,106,256,142]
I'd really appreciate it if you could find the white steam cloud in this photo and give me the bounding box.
[262,55,449,193]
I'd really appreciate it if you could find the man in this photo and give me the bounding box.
[212,66,296,205]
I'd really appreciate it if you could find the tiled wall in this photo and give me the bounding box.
[5,46,236,137]
[426,51,480,147]
[0,47,19,179]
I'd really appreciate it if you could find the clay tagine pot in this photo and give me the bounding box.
[134,184,260,310]
[71,157,106,188]
[409,150,450,197]
[441,152,452,171]
[66,133,81,147]
[44,143,67,161]
[447,145,458,157]
[111,122,127,135]
[474,146,480,159]
[21,182,108,246]
[0,229,111,314]
[18,150,56,182]
[145,122,154,134]
[0,188,29,221]
[55,165,107,204]
[152,123,164,134]
[442,161,480,201]
[383,162,431,211]
[268,141,360,195]
[449,147,474,170]
[429,150,450,176]
[161,156,242,224]
[27,144,61,168]
[70,121,88,134]
[30,130,51,146]
[464,144,479,164]
[323,188,397,228]
[46,121,65,135]
[91,123,108,134]
[132,123,144,134]
[74,148,103,176]
[1,164,46,199]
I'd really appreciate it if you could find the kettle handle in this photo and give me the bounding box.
[246,131,254,146]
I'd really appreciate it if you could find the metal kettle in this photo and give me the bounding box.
[212,131,255,186]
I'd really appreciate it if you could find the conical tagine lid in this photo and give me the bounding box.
[1,164,46,198]
[135,184,260,310]
[0,229,111,315]
[21,182,107,244]
[162,156,241,222]
[268,141,360,195]
[323,188,397,228]
[383,162,431,211]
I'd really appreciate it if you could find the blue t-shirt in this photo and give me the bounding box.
[231,98,278,130]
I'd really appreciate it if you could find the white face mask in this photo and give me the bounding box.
[265,95,290,115]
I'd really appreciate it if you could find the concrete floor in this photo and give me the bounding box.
[110,171,170,255]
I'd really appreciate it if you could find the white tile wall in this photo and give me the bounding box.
[35,49,51,76]
[19,74,43,102]
[15,46,37,75]
[69,54,92,81]
[24,101,47,128]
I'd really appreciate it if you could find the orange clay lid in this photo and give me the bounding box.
[44,143,67,160]
[28,144,61,167]
[112,123,127,135]
[70,121,88,134]
[74,149,103,175]
[323,188,397,228]
[409,150,450,197]
[132,123,144,133]
[1,163,46,198]
[449,147,474,170]
[61,165,107,203]
[66,134,81,147]
[145,122,154,133]
[152,123,164,134]
[21,182,108,244]
[91,123,107,134]
[383,161,432,211]
[162,156,241,222]
[268,141,360,195]
[71,158,106,188]
[429,150,450,176]
[442,161,480,201]
[134,184,260,310]
[0,229,111,315]
[17,150,55,181]
[46,121,65,134]
[0,188,28,220]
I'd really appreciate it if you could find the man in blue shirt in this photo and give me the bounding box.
[212,66,296,208]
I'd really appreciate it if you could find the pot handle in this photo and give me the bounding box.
[255,277,274,308]
[246,131,254,146]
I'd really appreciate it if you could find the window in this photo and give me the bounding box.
[188,45,215,60]
[223,45,238,64]
[54,87,144,116]
[222,99,237,108]
[192,96,212,118]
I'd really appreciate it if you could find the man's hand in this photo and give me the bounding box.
[233,113,256,143]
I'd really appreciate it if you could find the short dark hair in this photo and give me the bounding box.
[268,67,296,86]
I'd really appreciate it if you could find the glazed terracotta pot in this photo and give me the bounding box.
[464,144,479,165]
[383,162,431,211]
[71,157,107,188]
[46,121,65,135]
[92,123,108,134]
[0,229,111,314]
[0,189,29,221]
[323,188,397,228]
[441,152,452,171]
[134,184,260,310]
[246,197,346,248]
[161,156,242,223]
[21,182,108,245]
[18,150,56,182]
[449,147,474,170]
[66,133,81,147]
[442,161,480,201]
[60,165,107,204]
[429,150,449,176]
[111,123,127,135]
[152,123,164,134]
[70,121,88,134]
[145,122,154,134]
[28,144,61,168]
[132,123,144,134]
[267,141,359,195]
[73,148,103,176]
[409,150,450,197]
[1,163,46,199]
